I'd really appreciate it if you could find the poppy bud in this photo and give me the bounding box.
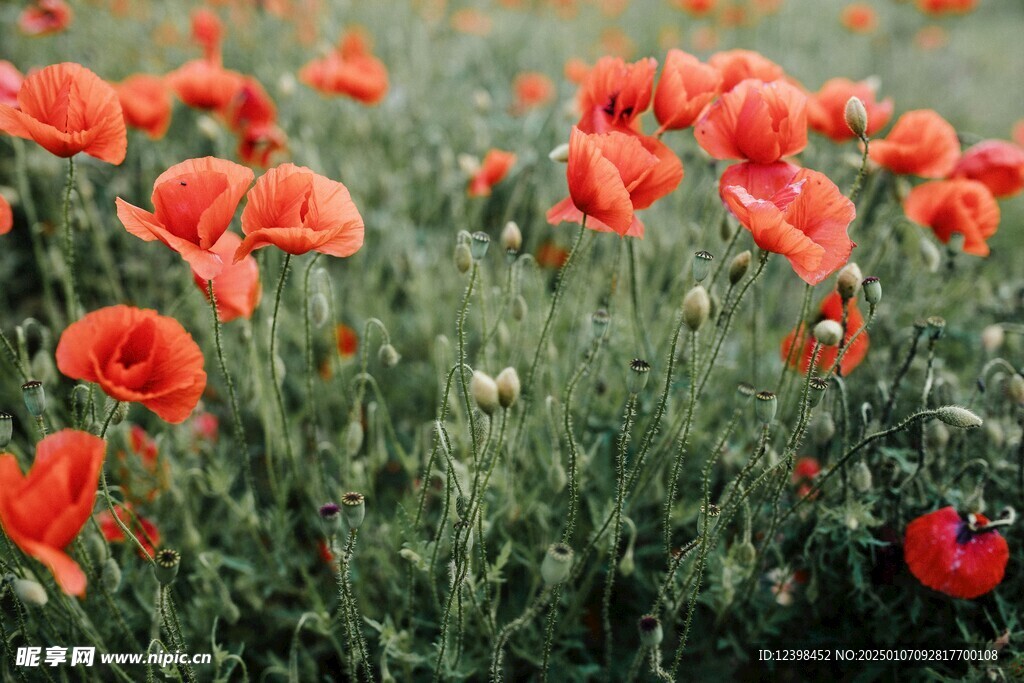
[851,461,873,493]
[469,231,490,260]
[310,293,330,328]
[378,343,400,368]
[400,548,421,565]
[737,382,756,399]
[935,405,983,430]
[541,543,573,585]
[319,502,343,536]
[12,578,48,607]
[844,96,869,139]
[862,276,881,305]
[106,399,129,427]
[627,359,651,395]
[344,421,363,456]
[1007,375,1024,406]
[682,286,710,331]
[810,412,835,445]
[755,391,777,424]
[808,376,829,406]
[471,371,500,415]
[154,548,181,586]
[592,309,611,340]
[496,367,520,409]
[548,142,570,163]
[500,221,522,254]
[618,546,635,576]
[102,557,122,593]
[341,492,366,529]
[454,243,473,273]
[0,412,12,449]
[692,250,713,282]
[980,325,1004,353]
[729,250,751,285]
[813,320,844,347]
[512,295,527,322]
[837,262,862,301]
[21,380,46,418]
[637,615,663,648]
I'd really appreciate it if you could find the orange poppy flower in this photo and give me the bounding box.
[546,127,683,238]
[116,157,253,279]
[235,163,365,260]
[869,109,959,178]
[575,56,657,134]
[903,179,999,257]
[721,163,855,284]
[0,195,12,236]
[166,60,245,112]
[671,0,717,16]
[222,77,276,133]
[950,141,1024,198]
[512,72,555,114]
[191,8,224,63]
[192,231,262,322]
[337,323,359,358]
[468,149,517,197]
[237,123,288,168]
[780,291,869,376]
[840,3,878,33]
[653,49,722,133]
[914,25,949,51]
[695,79,807,164]
[56,305,207,424]
[807,78,893,142]
[299,30,389,105]
[115,75,172,140]
[916,0,976,15]
[0,430,105,596]
[18,0,72,36]
[708,49,785,92]
[0,63,126,164]
[0,61,23,109]
[563,58,591,85]
[96,504,161,557]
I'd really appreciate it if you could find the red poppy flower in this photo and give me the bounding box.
[869,109,960,178]
[904,507,1007,599]
[235,163,365,260]
[792,457,820,499]
[166,60,246,112]
[222,77,276,133]
[903,179,999,257]
[547,127,683,238]
[299,30,389,105]
[915,0,977,15]
[468,149,517,197]
[653,49,722,133]
[115,75,172,140]
[840,3,878,33]
[0,430,105,596]
[96,504,161,557]
[192,231,262,322]
[18,0,72,36]
[237,123,287,168]
[191,8,224,63]
[708,49,785,92]
[0,61,23,109]
[0,62,126,164]
[780,291,869,375]
[721,163,855,284]
[192,412,219,443]
[55,305,207,424]
[807,78,893,142]
[671,0,717,16]
[337,323,359,358]
[575,56,657,134]
[695,79,807,164]
[512,72,555,114]
[114,426,167,505]
[536,240,570,269]
[0,195,12,236]
[116,157,254,279]
[950,141,1024,198]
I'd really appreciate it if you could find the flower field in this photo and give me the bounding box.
[1,0,1023,681]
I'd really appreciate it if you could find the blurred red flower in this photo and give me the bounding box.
[191,411,220,443]
[807,78,893,142]
[781,291,869,375]
[840,4,877,33]
[915,0,977,15]
[237,123,288,168]
[468,149,517,197]
[222,77,276,133]
[575,56,657,134]
[0,61,23,109]
[792,457,820,499]
[97,504,161,557]
[299,30,389,105]
[0,62,126,164]
[0,195,11,236]
[116,157,254,279]
[903,179,999,257]
[904,507,1007,599]
[236,163,365,260]
[0,430,105,596]
[56,305,207,424]
[869,109,960,177]
[18,0,72,36]
[671,0,717,16]
[653,49,722,133]
[695,79,807,164]
[115,75,172,140]
[950,140,1024,198]
[166,60,246,111]
[193,231,262,322]
[337,323,359,358]
[191,8,224,63]
[708,49,785,92]
[512,72,555,114]
[536,240,570,269]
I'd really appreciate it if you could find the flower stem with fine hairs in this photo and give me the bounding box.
[269,253,294,467]
[61,157,81,321]
[848,135,870,204]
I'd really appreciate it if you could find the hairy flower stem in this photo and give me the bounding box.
[663,328,698,554]
[777,284,814,407]
[336,529,372,680]
[848,136,871,204]
[14,139,61,326]
[539,584,563,682]
[562,337,605,545]
[303,254,323,434]
[627,239,653,359]
[489,589,551,681]
[457,263,481,465]
[414,365,460,529]
[881,325,925,423]
[61,157,82,321]
[269,253,294,471]
[206,280,254,494]
[828,303,876,375]
[602,394,638,677]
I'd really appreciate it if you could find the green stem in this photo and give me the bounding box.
[269,254,294,469]
[61,157,81,320]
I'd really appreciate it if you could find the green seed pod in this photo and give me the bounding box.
[541,543,573,585]
[926,316,946,341]
[808,376,829,407]
[637,615,663,648]
[755,391,777,424]
[341,492,366,529]
[469,231,490,260]
[102,557,122,593]
[862,277,882,306]
[627,359,651,395]
[153,549,181,586]
[0,412,12,449]
[21,380,45,418]
[692,250,713,283]
[591,309,611,340]
[319,503,343,537]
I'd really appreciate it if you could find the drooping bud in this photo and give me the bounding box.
[101,557,122,593]
[627,359,651,395]
[729,250,751,285]
[107,399,129,426]
[0,412,12,449]
[341,492,366,529]
[496,367,521,409]
[469,231,490,260]
[1007,374,1024,406]
[319,502,343,536]
[850,461,873,493]
[637,615,663,648]
[378,343,401,368]
[512,295,528,322]
[21,381,45,418]
[153,548,181,586]
[470,371,500,415]
[934,405,983,430]
[813,320,844,347]
[682,286,710,331]
[541,543,573,585]
[810,412,835,446]
[12,578,48,606]
[548,142,570,163]
[692,251,713,283]
[344,421,364,456]
[454,243,473,273]
[500,221,522,255]
[844,96,869,139]
[755,391,777,424]
[836,262,862,301]
[862,276,881,306]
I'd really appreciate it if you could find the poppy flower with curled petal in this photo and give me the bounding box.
[904,507,1007,599]
[695,79,808,164]
[868,109,960,178]
[653,49,722,133]
[950,140,1024,198]
[115,157,254,279]
[235,163,364,260]
[707,49,785,92]
[0,61,23,109]
[0,62,126,164]
[575,56,657,134]
[721,163,855,284]
[56,305,207,424]
[192,231,262,322]
[468,149,517,197]
[780,291,869,376]
[0,430,105,596]
[903,179,999,257]
[807,77,893,142]
[115,74,172,140]
[0,194,12,235]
